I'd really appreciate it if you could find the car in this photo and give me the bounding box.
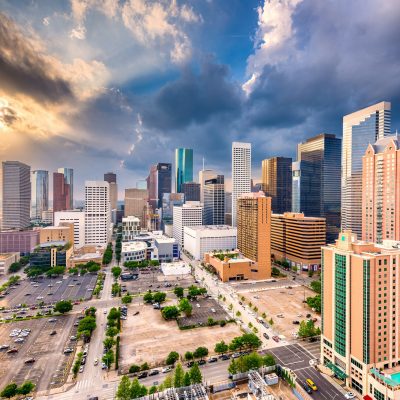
[263,333,270,339]
[63,348,74,354]
[0,344,9,350]
[220,354,230,360]
[302,383,313,394]
[49,318,57,322]
[306,313,312,318]
[7,348,18,353]
[133,311,140,316]
[162,366,172,373]
[36,296,44,300]
[277,313,284,318]
[94,358,98,366]
[292,320,300,325]
[272,336,280,342]
[198,360,206,365]
[25,293,31,296]
[81,357,86,365]
[186,361,194,367]
[103,310,107,314]
[344,392,356,399]
[306,378,318,391]
[88,397,98,400]
[309,337,318,342]
[14,338,24,343]
[231,352,241,358]
[208,357,218,363]
[70,336,77,341]
[101,363,108,370]
[24,358,35,364]
[149,370,160,376]
[79,366,84,373]
[138,372,148,379]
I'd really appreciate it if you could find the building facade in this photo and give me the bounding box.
[39,225,74,245]
[203,175,225,225]
[362,136,400,244]
[0,230,39,254]
[172,202,203,248]
[84,181,111,247]
[321,230,400,400]
[161,193,185,230]
[342,102,391,238]
[147,163,172,210]
[232,142,251,227]
[261,157,292,214]
[31,170,49,221]
[122,216,141,241]
[54,210,85,248]
[199,169,216,204]
[124,188,148,228]
[53,172,70,213]
[104,172,118,210]
[0,161,31,230]
[181,182,200,202]
[154,236,179,262]
[0,253,20,274]
[175,148,193,193]
[121,241,148,263]
[271,212,326,270]
[57,168,74,209]
[237,192,271,279]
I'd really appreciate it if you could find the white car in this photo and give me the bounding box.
[162,366,172,373]
[79,366,84,373]
[344,393,356,399]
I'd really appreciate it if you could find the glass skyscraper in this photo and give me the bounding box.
[175,148,193,193]
[58,168,74,209]
[31,170,49,220]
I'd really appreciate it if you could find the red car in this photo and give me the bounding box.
[272,336,280,342]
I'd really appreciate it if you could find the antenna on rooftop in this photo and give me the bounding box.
[202,157,205,171]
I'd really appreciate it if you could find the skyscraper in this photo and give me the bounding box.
[124,188,148,228]
[147,163,172,210]
[175,148,193,193]
[0,161,31,230]
[261,157,292,214]
[232,142,251,227]
[181,182,200,201]
[53,172,70,212]
[362,135,400,243]
[292,133,342,243]
[104,172,118,211]
[341,101,391,237]
[84,181,111,246]
[57,168,74,209]
[199,169,216,203]
[31,170,49,220]
[172,202,203,247]
[204,175,225,225]
[237,192,271,279]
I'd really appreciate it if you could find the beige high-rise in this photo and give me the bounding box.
[124,188,148,228]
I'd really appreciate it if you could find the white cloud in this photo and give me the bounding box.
[70,25,86,40]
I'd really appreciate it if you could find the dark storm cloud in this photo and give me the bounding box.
[0,105,18,126]
[0,13,73,103]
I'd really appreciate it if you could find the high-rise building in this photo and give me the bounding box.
[261,157,292,214]
[175,148,193,193]
[147,163,172,210]
[124,188,148,228]
[181,182,200,202]
[204,175,225,225]
[172,202,203,247]
[31,170,49,220]
[341,102,391,238]
[237,192,271,279]
[232,142,251,227]
[0,161,31,230]
[53,172,70,212]
[321,230,400,399]
[225,192,232,225]
[122,216,141,241]
[104,172,118,211]
[57,168,74,209]
[161,193,185,232]
[54,210,85,248]
[84,181,111,247]
[292,133,342,243]
[362,135,400,243]
[199,169,216,203]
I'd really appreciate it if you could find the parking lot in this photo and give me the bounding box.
[0,274,98,308]
[0,315,78,392]
[239,284,320,340]
[119,303,242,372]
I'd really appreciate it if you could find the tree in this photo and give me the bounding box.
[183,372,191,387]
[173,363,184,388]
[184,351,194,361]
[193,346,208,360]
[143,292,153,303]
[54,300,73,314]
[106,326,119,337]
[166,351,179,365]
[178,298,192,317]
[112,266,122,279]
[207,317,215,326]
[298,319,320,338]
[174,287,184,298]
[129,364,140,374]
[0,383,17,398]
[189,363,202,384]
[149,386,157,394]
[117,376,131,400]
[121,294,132,304]
[77,316,96,338]
[306,294,321,313]
[263,354,276,367]
[214,341,228,355]
[269,318,274,326]
[108,307,121,320]
[160,374,173,390]
[261,312,266,319]
[228,359,238,375]
[310,280,321,294]
[140,362,149,371]
[236,311,241,317]
[46,266,65,277]
[153,292,167,304]
[9,262,22,273]
[161,306,180,320]
[130,378,147,399]
[103,337,116,351]
[102,350,114,369]
[241,333,262,350]
[88,263,101,273]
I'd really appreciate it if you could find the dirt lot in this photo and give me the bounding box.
[240,285,320,340]
[120,303,242,371]
[0,315,78,392]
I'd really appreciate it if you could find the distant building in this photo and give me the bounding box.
[172,202,203,248]
[41,209,54,225]
[181,182,200,202]
[31,170,49,221]
[54,210,85,248]
[342,102,391,238]
[199,169,216,203]
[225,192,232,225]
[237,192,271,279]
[68,245,103,268]
[57,168,74,209]
[154,236,179,262]
[53,172,70,212]
[0,230,39,254]
[104,172,118,210]
[39,225,74,246]
[203,175,225,225]
[271,212,326,271]
[261,157,292,214]
[124,188,148,228]
[184,225,237,260]
[121,241,148,264]
[0,253,20,274]
[0,161,31,230]
[175,148,193,193]
[161,193,185,227]
[122,216,141,241]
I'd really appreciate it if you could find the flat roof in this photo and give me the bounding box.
[0,253,18,260]
[72,253,102,260]
[122,241,148,252]
[185,225,236,231]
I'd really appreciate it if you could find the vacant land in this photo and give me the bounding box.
[119,303,242,372]
[0,315,77,392]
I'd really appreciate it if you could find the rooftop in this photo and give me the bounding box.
[185,225,237,231]
[71,252,102,261]
[0,253,18,260]
[122,241,148,252]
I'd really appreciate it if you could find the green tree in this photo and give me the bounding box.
[261,312,267,319]
[54,300,73,314]
[214,341,228,355]
[178,298,192,317]
[184,351,194,361]
[0,383,18,399]
[161,374,173,390]
[130,378,147,399]
[88,263,101,273]
[153,292,167,304]
[269,318,274,326]
[189,363,202,384]
[298,319,320,338]
[183,372,191,387]
[193,346,208,360]
[306,294,321,313]
[112,266,122,279]
[116,376,131,400]
[173,287,184,298]
[102,350,114,369]
[310,280,321,294]
[121,294,132,304]
[106,326,119,337]
[140,362,149,371]
[262,354,276,367]
[241,333,262,350]
[161,306,180,320]
[236,311,241,317]
[143,292,154,303]
[228,359,238,375]
[46,265,65,277]
[166,351,179,365]
[173,363,184,388]
[103,337,116,351]
[108,307,121,320]
[17,381,34,395]
[129,364,140,374]
[149,386,157,394]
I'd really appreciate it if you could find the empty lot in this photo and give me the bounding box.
[119,303,242,372]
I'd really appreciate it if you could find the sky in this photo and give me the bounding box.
[1,0,400,200]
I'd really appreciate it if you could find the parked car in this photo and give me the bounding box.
[149,370,160,376]
[138,372,148,379]
[263,333,270,339]
[50,330,57,336]
[198,360,206,365]
[7,348,18,354]
[162,366,172,373]
[208,357,218,363]
[24,358,35,364]
[292,320,300,325]
[272,336,280,342]
[344,392,356,399]
[186,361,194,368]
[220,354,230,360]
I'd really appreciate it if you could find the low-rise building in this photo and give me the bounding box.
[154,236,179,262]
[39,225,74,246]
[121,241,148,264]
[54,210,85,248]
[0,253,20,274]
[183,225,237,260]
[68,245,104,268]
[0,230,39,254]
[122,216,141,241]
[271,212,326,271]
[29,242,73,268]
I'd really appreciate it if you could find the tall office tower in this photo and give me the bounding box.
[31,170,49,220]
[53,172,70,212]
[181,182,200,202]
[232,142,251,227]
[362,135,400,243]
[84,181,111,246]
[161,193,185,231]
[261,157,292,214]
[204,175,225,225]
[342,101,391,238]
[172,202,203,248]
[175,148,193,193]
[54,210,85,248]
[199,169,216,203]
[57,168,74,209]
[104,172,118,210]
[321,230,400,399]
[0,161,31,230]
[225,192,232,225]
[237,192,271,279]
[292,133,342,243]
[147,163,172,210]
[124,188,148,228]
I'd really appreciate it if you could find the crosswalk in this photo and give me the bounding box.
[298,339,321,359]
